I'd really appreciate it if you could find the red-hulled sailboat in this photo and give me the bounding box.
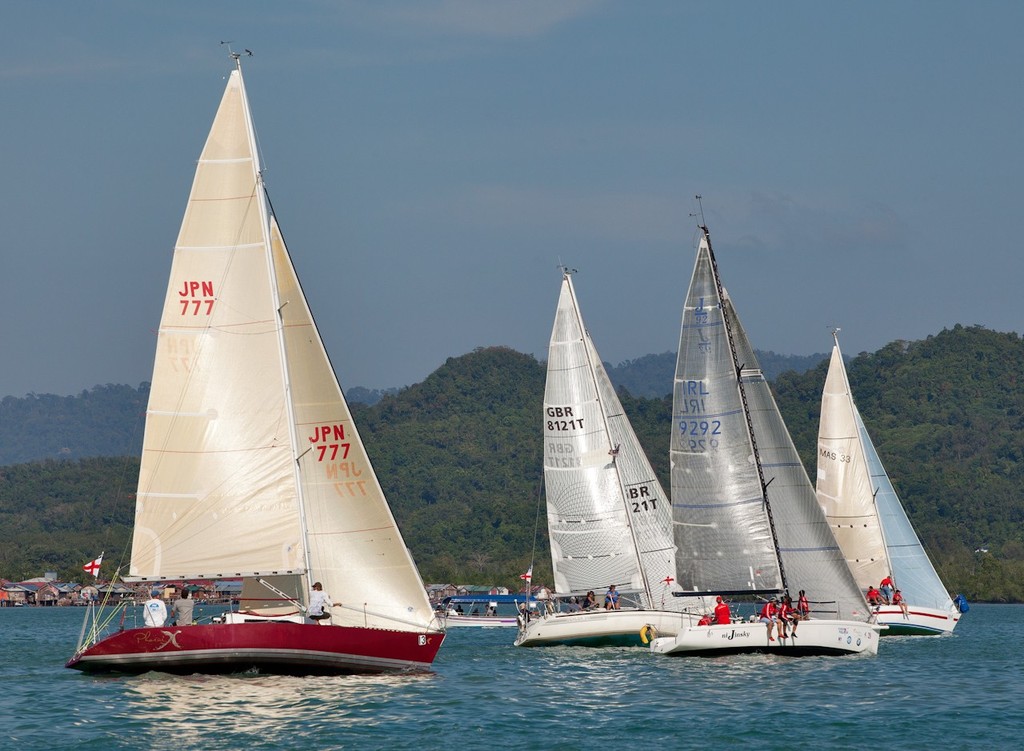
[66,55,444,675]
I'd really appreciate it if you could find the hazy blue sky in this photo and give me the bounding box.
[3,1,1021,398]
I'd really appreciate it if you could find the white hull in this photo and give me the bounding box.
[515,609,697,647]
[649,619,881,657]
[874,604,960,635]
[444,615,518,628]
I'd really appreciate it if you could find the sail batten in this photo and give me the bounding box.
[198,156,254,164]
[175,243,265,251]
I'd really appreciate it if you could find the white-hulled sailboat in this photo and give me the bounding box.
[66,58,444,675]
[515,270,702,648]
[816,331,964,635]
[648,223,881,657]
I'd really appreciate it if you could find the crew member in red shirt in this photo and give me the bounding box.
[776,596,793,638]
[892,589,909,618]
[880,576,895,604]
[784,594,803,638]
[796,590,810,620]
[759,598,778,642]
[866,586,883,606]
[713,596,731,625]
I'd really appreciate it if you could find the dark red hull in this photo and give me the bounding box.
[65,622,445,675]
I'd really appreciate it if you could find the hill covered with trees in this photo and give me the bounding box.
[605,349,830,399]
[1,326,1021,601]
[0,385,148,466]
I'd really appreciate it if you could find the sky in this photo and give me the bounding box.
[3,1,1022,398]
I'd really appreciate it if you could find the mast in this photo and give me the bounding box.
[562,270,655,605]
[700,223,789,594]
[233,54,314,583]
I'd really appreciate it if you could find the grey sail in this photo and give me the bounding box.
[672,229,870,621]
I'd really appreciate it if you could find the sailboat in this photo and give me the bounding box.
[65,58,444,675]
[648,224,882,657]
[515,270,702,648]
[816,331,964,635]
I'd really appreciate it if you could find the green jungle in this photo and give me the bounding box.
[1,324,1021,602]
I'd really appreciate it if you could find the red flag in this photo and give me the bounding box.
[519,566,533,582]
[83,555,103,578]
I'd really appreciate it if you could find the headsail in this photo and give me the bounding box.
[816,337,887,587]
[270,218,436,629]
[544,273,683,607]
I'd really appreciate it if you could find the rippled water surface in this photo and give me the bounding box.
[2,604,1020,749]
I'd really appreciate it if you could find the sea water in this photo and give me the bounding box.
[1,604,1019,750]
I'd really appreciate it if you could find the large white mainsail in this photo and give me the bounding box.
[544,272,683,608]
[817,334,958,630]
[671,229,869,621]
[130,67,434,632]
[131,68,303,580]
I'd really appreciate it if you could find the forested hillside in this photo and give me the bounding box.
[0,385,148,466]
[0,457,137,580]
[605,350,829,398]
[2,327,1021,601]
[0,349,821,466]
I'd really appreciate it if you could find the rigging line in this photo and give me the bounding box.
[528,471,545,584]
[100,397,147,586]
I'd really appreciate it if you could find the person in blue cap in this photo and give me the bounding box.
[144,587,168,627]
